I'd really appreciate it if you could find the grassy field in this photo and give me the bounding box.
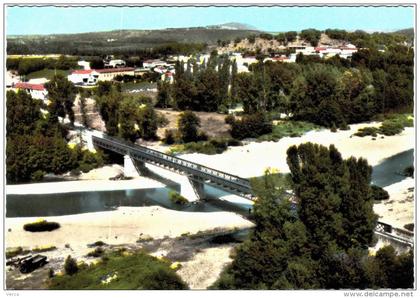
[121,81,157,92]
[258,121,321,142]
[48,250,188,290]
[25,68,69,80]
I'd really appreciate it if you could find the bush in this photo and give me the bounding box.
[227,138,242,146]
[258,121,319,142]
[64,255,78,276]
[225,115,236,125]
[48,268,55,278]
[31,170,45,181]
[87,241,107,248]
[403,165,414,178]
[354,127,379,137]
[32,245,57,253]
[370,185,390,201]
[163,129,176,145]
[87,247,104,258]
[379,120,404,136]
[230,113,273,140]
[6,247,30,259]
[169,191,189,205]
[404,223,414,232]
[23,220,60,232]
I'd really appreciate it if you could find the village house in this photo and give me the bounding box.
[77,60,91,70]
[161,70,174,83]
[104,59,126,68]
[67,67,135,85]
[13,82,48,101]
[143,59,168,69]
[67,69,99,86]
[95,67,135,81]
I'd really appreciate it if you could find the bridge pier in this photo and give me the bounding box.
[124,155,139,178]
[179,178,205,202]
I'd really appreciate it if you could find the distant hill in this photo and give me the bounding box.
[7,26,260,55]
[393,28,414,41]
[206,22,258,30]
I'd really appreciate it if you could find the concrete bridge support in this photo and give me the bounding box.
[178,177,205,202]
[125,156,205,202]
[124,155,140,178]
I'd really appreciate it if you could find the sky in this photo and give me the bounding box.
[6,5,415,35]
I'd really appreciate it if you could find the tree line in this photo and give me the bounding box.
[158,46,412,130]
[6,55,78,76]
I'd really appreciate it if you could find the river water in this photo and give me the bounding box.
[6,149,413,218]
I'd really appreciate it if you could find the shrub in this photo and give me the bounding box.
[23,220,60,232]
[404,223,414,232]
[169,191,189,205]
[379,120,404,136]
[87,247,104,258]
[227,138,242,146]
[64,255,78,276]
[163,129,175,145]
[225,115,235,125]
[330,123,337,133]
[230,113,273,140]
[6,247,30,259]
[403,165,414,178]
[141,267,187,290]
[32,245,57,253]
[354,127,379,137]
[31,170,45,181]
[370,185,390,201]
[87,241,107,248]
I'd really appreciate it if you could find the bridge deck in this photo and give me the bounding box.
[92,135,254,199]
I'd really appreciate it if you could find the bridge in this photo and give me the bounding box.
[91,133,413,250]
[92,134,254,201]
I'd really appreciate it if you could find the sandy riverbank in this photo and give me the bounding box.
[178,122,414,178]
[373,178,415,230]
[5,206,253,250]
[6,177,165,195]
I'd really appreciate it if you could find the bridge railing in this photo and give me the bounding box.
[92,135,252,190]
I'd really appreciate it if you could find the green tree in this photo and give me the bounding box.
[95,87,121,136]
[177,111,201,143]
[45,75,77,125]
[6,90,42,136]
[64,255,78,276]
[156,81,172,108]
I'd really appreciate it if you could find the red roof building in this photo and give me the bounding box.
[71,69,93,75]
[15,82,46,91]
[94,67,135,74]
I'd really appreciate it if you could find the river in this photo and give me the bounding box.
[6,149,413,218]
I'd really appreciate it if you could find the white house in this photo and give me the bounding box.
[95,67,135,81]
[143,59,168,69]
[77,60,91,70]
[6,71,19,87]
[105,59,126,68]
[67,69,99,86]
[13,82,48,101]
